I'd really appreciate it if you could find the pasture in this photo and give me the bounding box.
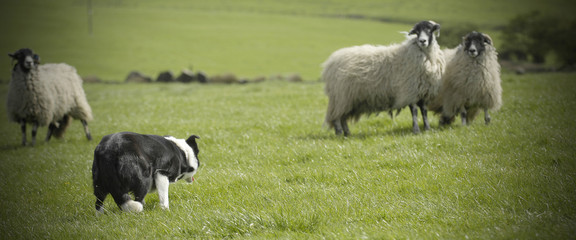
[0,0,574,81]
[1,0,575,239]
[1,74,575,239]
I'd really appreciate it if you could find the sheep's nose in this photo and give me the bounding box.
[419,39,427,44]
[469,49,476,54]
[24,60,34,68]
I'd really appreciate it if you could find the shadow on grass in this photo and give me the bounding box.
[299,124,454,141]
[0,142,32,151]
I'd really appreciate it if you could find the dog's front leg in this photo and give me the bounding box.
[155,174,170,210]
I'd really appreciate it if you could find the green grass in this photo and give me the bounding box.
[0,0,572,81]
[0,0,575,238]
[0,73,575,239]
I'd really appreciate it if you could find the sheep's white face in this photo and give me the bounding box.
[463,31,493,58]
[417,31,431,48]
[409,20,440,49]
[22,55,35,70]
[467,44,480,57]
[9,48,38,73]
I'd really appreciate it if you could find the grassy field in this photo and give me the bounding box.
[0,73,575,239]
[1,0,575,239]
[0,0,573,81]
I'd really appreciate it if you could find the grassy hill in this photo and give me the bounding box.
[0,0,572,81]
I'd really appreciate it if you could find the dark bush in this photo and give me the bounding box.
[500,11,576,67]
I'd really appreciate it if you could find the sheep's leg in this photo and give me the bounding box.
[409,104,420,134]
[484,109,491,125]
[417,100,430,131]
[46,123,56,142]
[82,120,93,140]
[341,118,350,137]
[461,109,468,126]
[332,119,344,136]
[19,120,27,146]
[31,122,39,146]
[439,114,450,126]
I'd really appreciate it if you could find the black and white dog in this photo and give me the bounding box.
[92,132,200,213]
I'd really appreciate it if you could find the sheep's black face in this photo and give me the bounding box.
[9,48,39,73]
[409,20,440,49]
[463,31,492,58]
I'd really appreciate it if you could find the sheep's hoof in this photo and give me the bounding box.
[439,116,452,127]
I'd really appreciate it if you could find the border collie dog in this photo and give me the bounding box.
[92,132,200,214]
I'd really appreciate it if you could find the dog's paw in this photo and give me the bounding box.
[121,200,143,213]
[160,203,170,210]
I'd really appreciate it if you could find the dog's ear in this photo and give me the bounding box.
[186,135,200,155]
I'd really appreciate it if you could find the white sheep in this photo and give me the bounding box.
[322,20,445,136]
[431,31,502,125]
[7,48,93,146]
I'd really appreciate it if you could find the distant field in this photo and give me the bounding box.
[0,73,575,238]
[0,0,571,81]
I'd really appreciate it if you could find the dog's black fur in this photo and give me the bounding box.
[92,132,200,213]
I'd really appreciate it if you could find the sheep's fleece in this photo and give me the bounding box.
[432,31,502,124]
[322,21,445,134]
[7,57,93,128]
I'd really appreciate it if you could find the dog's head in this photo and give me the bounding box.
[184,135,200,182]
[164,135,201,182]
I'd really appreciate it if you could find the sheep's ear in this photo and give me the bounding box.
[408,28,418,35]
[482,34,493,45]
[432,23,440,32]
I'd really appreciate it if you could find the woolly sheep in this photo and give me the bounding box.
[7,48,93,146]
[322,20,445,136]
[430,31,502,126]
